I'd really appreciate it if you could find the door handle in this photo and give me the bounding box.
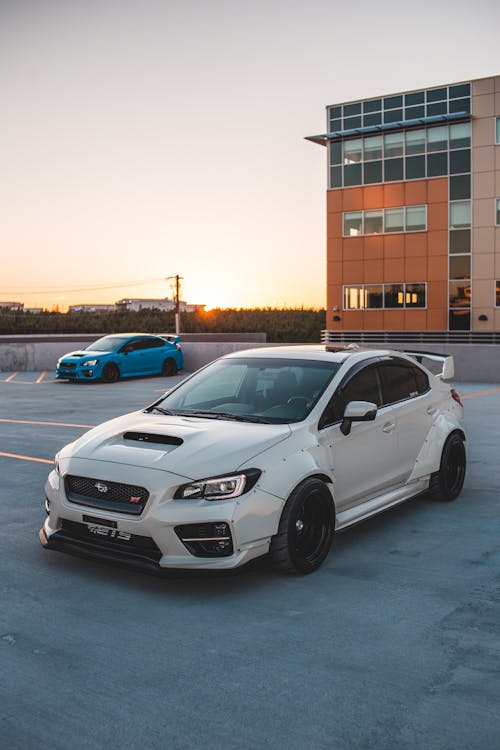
[382,422,395,433]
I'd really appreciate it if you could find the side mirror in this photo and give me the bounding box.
[340,400,377,436]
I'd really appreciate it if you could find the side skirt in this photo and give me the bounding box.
[335,477,430,530]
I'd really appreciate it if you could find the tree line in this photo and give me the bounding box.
[0,308,326,343]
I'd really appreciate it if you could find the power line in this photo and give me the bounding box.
[0,277,166,295]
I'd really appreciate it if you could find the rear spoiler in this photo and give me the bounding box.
[404,350,454,380]
[162,334,181,345]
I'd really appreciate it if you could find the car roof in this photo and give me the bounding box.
[222,344,396,364]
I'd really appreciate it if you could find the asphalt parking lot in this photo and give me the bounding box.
[1,371,499,750]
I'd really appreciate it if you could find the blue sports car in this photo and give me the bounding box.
[56,333,183,382]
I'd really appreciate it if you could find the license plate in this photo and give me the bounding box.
[86,524,131,541]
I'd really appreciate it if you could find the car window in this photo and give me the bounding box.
[320,364,382,428]
[379,360,428,405]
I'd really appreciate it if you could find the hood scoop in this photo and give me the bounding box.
[123,431,183,447]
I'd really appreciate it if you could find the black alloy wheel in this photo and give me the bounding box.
[162,358,178,376]
[270,478,335,574]
[429,432,466,502]
[101,363,120,383]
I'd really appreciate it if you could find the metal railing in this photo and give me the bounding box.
[321,330,500,345]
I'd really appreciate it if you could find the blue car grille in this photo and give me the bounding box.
[59,362,76,369]
[65,475,149,515]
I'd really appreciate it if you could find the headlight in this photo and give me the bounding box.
[175,469,261,501]
[82,359,99,366]
[54,452,61,475]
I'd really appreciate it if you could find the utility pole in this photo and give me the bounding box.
[166,275,183,335]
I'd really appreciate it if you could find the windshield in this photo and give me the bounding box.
[86,336,129,352]
[153,357,340,423]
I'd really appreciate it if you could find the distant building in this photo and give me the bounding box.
[68,304,117,314]
[116,298,205,313]
[307,75,500,333]
[0,301,23,312]
[24,307,43,314]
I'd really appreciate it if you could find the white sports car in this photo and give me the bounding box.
[40,345,466,575]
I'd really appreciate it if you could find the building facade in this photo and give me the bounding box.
[307,76,500,332]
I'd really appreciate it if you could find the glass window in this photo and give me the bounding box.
[411,155,430,179]
[405,130,425,155]
[343,116,362,130]
[427,87,447,102]
[405,105,425,119]
[363,99,381,113]
[449,83,470,99]
[384,109,403,123]
[427,126,448,152]
[364,161,382,184]
[384,207,404,233]
[344,286,364,310]
[384,158,404,182]
[330,166,342,188]
[363,112,382,126]
[380,363,421,405]
[329,118,342,132]
[384,95,403,109]
[406,205,426,231]
[405,91,425,106]
[449,229,471,253]
[329,106,341,118]
[449,309,471,331]
[330,141,342,165]
[321,365,382,426]
[427,152,448,177]
[450,256,471,279]
[343,163,362,187]
[364,285,383,308]
[496,281,500,307]
[344,139,362,164]
[450,175,471,200]
[496,118,500,144]
[497,198,500,225]
[449,281,471,308]
[364,135,382,161]
[449,122,471,149]
[343,211,363,237]
[405,283,426,308]
[427,101,447,116]
[450,201,471,229]
[450,149,471,174]
[344,102,361,117]
[364,210,383,234]
[449,98,470,114]
[384,284,404,308]
[384,132,404,157]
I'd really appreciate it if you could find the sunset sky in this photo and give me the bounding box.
[1,0,499,310]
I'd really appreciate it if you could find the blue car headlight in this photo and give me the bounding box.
[82,359,99,366]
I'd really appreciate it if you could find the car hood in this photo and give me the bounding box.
[62,411,292,480]
[60,349,113,360]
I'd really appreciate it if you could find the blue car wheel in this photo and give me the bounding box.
[102,363,120,383]
[161,357,178,376]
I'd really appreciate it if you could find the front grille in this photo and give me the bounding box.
[60,362,76,369]
[175,522,233,557]
[60,519,162,563]
[65,475,149,515]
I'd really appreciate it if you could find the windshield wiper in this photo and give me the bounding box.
[146,406,176,415]
[172,409,272,424]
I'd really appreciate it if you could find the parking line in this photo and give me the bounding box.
[5,372,19,382]
[462,387,500,400]
[35,371,47,383]
[0,451,53,464]
[0,418,95,428]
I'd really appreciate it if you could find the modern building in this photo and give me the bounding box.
[0,301,23,312]
[116,298,205,313]
[307,75,500,334]
[68,304,117,314]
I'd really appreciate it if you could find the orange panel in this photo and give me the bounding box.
[362,311,384,330]
[405,180,427,204]
[383,310,406,329]
[327,237,342,263]
[404,310,428,330]
[363,236,383,260]
[363,185,384,209]
[383,258,405,282]
[326,284,342,314]
[426,308,447,330]
[363,260,384,283]
[405,234,427,257]
[427,280,447,308]
[343,260,363,283]
[405,257,427,281]
[427,177,448,203]
[383,234,404,258]
[427,256,448,282]
[428,202,448,232]
[428,230,448,256]
[327,191,343,212]
[383,183,405,206]
[342,310,364,328]
[342,187,364,211]
[327,212,343,239]
[343,237,363,260]
[327,261,342,286]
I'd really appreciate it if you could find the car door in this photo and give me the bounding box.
[120,338,148,375]
[317,361,404,513]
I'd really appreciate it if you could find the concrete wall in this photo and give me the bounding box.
[0,335,498,382]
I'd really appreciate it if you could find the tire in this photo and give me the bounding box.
[162,358,178,376]
[101,363,120,383]
[429,432,466,502]
[270,478,335,574]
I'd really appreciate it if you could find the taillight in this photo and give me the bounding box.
[451,388,463,407]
